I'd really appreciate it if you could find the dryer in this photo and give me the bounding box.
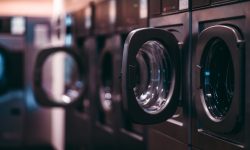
[121,0,190,149]
[191,0,250,149]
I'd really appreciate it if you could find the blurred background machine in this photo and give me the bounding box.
[63,2,96,150]
[0,15,57,150]
[0,16,26,148]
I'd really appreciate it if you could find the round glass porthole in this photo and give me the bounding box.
[201,38,234,122]
[133,40,174,115]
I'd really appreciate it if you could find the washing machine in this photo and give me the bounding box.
[64,39,96,150]
[191,0,250,149]
[121,0,190,149]
[33,45,89,149]
[93,35,121,150]
[91,0,119,149]
[0,16,59,149]
[0,19,26,147]
[31,14,94,150]
[64,3,96,150]
[31,3,97,150]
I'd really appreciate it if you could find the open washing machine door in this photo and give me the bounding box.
[33,47,87,107]
[121,28,181,124]
[194,25,244,133]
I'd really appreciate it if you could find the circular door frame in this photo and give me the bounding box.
[122,28,181,124]
[194,25,244,133]
[33,47,87,107]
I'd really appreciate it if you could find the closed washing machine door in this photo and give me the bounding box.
[122,28,181,124]
[33,47,87,107]
[194,25,244,133]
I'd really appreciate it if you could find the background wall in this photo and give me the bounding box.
[0,0,101,17]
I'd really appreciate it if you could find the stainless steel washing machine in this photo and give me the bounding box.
[33,46,88,149]
[64,3,95,150]
[92,36,120,150]
[0,28,25,148]
[32,29,94,150]
[191,0,250,149]
[121,0,190,149]
[92,1,119,149]
[0,16,58,149]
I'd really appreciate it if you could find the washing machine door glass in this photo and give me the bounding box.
[33,47,86,107]
[99,52,113,112]
[122,28,180,124]
[201,38,234,121]
[134,40,173,114]
[195,25,243,133]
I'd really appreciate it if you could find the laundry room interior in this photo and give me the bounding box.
[0,0,249,150]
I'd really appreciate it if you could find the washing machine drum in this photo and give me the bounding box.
[121,28,181,124]
[194,25,244,133]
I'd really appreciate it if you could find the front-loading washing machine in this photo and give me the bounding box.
[121,0,190,149]
[33,46,89,149]
[92,0,119,149]
[0,33,25,148]
[0,16,59,149]
[63,3,96,150]
[191,0,250,149]
[93,35,120,150]
[30,11,94,149]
